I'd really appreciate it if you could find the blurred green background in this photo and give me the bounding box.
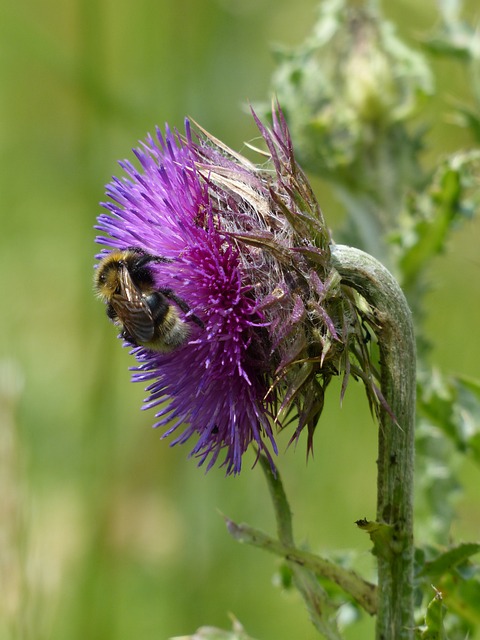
[1,0,479,638]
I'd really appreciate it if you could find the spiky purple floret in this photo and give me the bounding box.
[96,125,206,257]
[95,123,278,474]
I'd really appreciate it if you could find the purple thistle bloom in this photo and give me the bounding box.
[95,107,375,474]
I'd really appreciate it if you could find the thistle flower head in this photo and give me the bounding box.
[95,106,377,474]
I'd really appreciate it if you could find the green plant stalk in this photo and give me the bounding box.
[331,244,416,640]
[225,516,378,615]
[255,456,342,640]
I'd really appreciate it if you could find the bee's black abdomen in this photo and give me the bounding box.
[144,291,170,324]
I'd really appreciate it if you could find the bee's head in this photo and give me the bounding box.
[94,251,126,298]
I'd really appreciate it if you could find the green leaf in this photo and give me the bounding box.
[415,542,480,633]
[399,165,461,288]
[422,0,479,62]
[398,151,480,289]
[420,588,447,639]
[449,103,480,142]
[419,543,480,578]
[452,578,480,626]
[423,570,480,628]
[418,370,480,464]
[224,516,379,617]
[355,518,396,561]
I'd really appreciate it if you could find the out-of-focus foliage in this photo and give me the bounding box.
[171,616,258,640]
[395,151,480,293]
[419,373,480,464]
[415,544,480,637]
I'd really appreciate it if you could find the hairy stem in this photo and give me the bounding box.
[331,244,416,640]
[226,515,378,615]
[256,456,342,639]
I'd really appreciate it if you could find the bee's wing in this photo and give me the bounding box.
[111,269,155,343]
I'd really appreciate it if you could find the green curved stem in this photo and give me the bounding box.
[331,244,416,640]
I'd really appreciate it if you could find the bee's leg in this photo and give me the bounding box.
[120,329,137,345]
[159,288,204,328]
[125,246,171,266]
[106,303,118,321]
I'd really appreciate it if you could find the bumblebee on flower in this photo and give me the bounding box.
[94,106,376,474]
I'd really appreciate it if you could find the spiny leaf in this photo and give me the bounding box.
[420,587,447,639]
[419,543,480,578]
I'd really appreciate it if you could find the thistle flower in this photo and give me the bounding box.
[95,106,378,474]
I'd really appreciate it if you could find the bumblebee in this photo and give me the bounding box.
[94,247,203,352]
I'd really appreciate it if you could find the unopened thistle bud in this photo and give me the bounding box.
[268,0,432,175]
